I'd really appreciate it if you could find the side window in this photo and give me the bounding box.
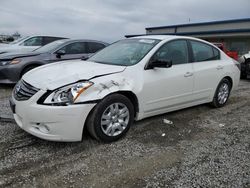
[213,48,220,60]
[88,42,106,53]
[43,37,59,45]
[190,41,219,62]
[59,42,87,54]
[22,37,43,46]
[152,40,189,65]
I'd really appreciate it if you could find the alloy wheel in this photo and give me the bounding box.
[217,83,230,105]
[101,103,130,137]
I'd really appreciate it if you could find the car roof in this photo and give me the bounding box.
[130,34,222,51]
[131,35,207,42]
[62,39,108,45]
[131,35,181,40]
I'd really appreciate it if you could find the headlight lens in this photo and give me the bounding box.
[0,59,21,66]
[10,59,21,64]
[43,81,93,105]
[0,61,9,66]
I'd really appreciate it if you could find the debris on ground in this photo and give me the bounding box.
[219,123,225,127]
[163,118,173,125]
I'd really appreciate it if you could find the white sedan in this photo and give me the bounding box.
[10,35,240,142]
[0,36,66,54]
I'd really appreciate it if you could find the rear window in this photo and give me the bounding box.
[87,42,106,53]
[190,40,220,62]
[43,37,64,45]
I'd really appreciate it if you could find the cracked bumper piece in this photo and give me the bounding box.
[12,93,96,142]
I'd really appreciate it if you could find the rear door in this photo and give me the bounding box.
[189,40,222,101]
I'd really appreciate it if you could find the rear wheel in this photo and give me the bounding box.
[86,94,134,142]
[211,78,232,108]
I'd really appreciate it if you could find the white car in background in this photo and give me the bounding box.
[239,51,250,78]
[0,36,66,54]
[10,35,240,142]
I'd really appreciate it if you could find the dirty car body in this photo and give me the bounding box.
[10,35,241,142]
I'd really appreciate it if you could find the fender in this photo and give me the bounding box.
[75,74,138,103]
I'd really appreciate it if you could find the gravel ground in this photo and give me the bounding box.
[0,80,249,188]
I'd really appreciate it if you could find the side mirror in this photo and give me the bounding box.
[81,55,89,61]
[56,50,66,58]
[147,59,172,69]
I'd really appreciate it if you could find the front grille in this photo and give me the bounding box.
[14,80,40,101]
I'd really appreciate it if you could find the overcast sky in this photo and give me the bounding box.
[0,0,250,42]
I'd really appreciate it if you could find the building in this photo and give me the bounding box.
[126,18,250,56]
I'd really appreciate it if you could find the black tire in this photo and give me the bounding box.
[21,65,39,77]
[240,73,247,79]
[86,94,134,142]
[240,64,247,79]
[211,78,232,108]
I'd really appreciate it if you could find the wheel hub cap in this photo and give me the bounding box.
[218,83,229,105]
[101,103,130,137]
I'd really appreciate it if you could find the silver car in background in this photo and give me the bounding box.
[0,36,67,54]
[0,39,108,83]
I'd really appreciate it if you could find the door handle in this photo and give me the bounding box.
[217,65,224,70]
[184,72,193,77]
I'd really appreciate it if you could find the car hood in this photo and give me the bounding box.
[0,52,41,60]
[0,45,37,54]
[0,43,10,47]
[0,45,16,52]
[23,60,126,90]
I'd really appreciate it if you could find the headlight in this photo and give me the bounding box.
[10,59,21,64]
[0,61,9,66]
[0,59,21,66]
[43,81,94,105]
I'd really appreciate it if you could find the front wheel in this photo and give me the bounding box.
[211,78,232,108]
[86,94,134,142]
[21,65,39,77]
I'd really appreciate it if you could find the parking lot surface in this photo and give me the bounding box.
[0,81,249,188]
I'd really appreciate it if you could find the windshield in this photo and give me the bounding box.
[89,38,160,66]
[10,36,29,44]
[34,39,68,53]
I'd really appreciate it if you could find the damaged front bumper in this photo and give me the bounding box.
[11,90,96,142]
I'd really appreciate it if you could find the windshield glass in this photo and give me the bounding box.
[89,38,160,66]
[10,36,29,44]
[34,39,68,53]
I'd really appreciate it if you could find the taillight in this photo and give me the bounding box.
[233,59,241,70]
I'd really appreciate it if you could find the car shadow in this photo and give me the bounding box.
[0,83,15,89]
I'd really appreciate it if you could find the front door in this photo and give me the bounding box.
[52,42,88,62]
[142,40,194,115]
